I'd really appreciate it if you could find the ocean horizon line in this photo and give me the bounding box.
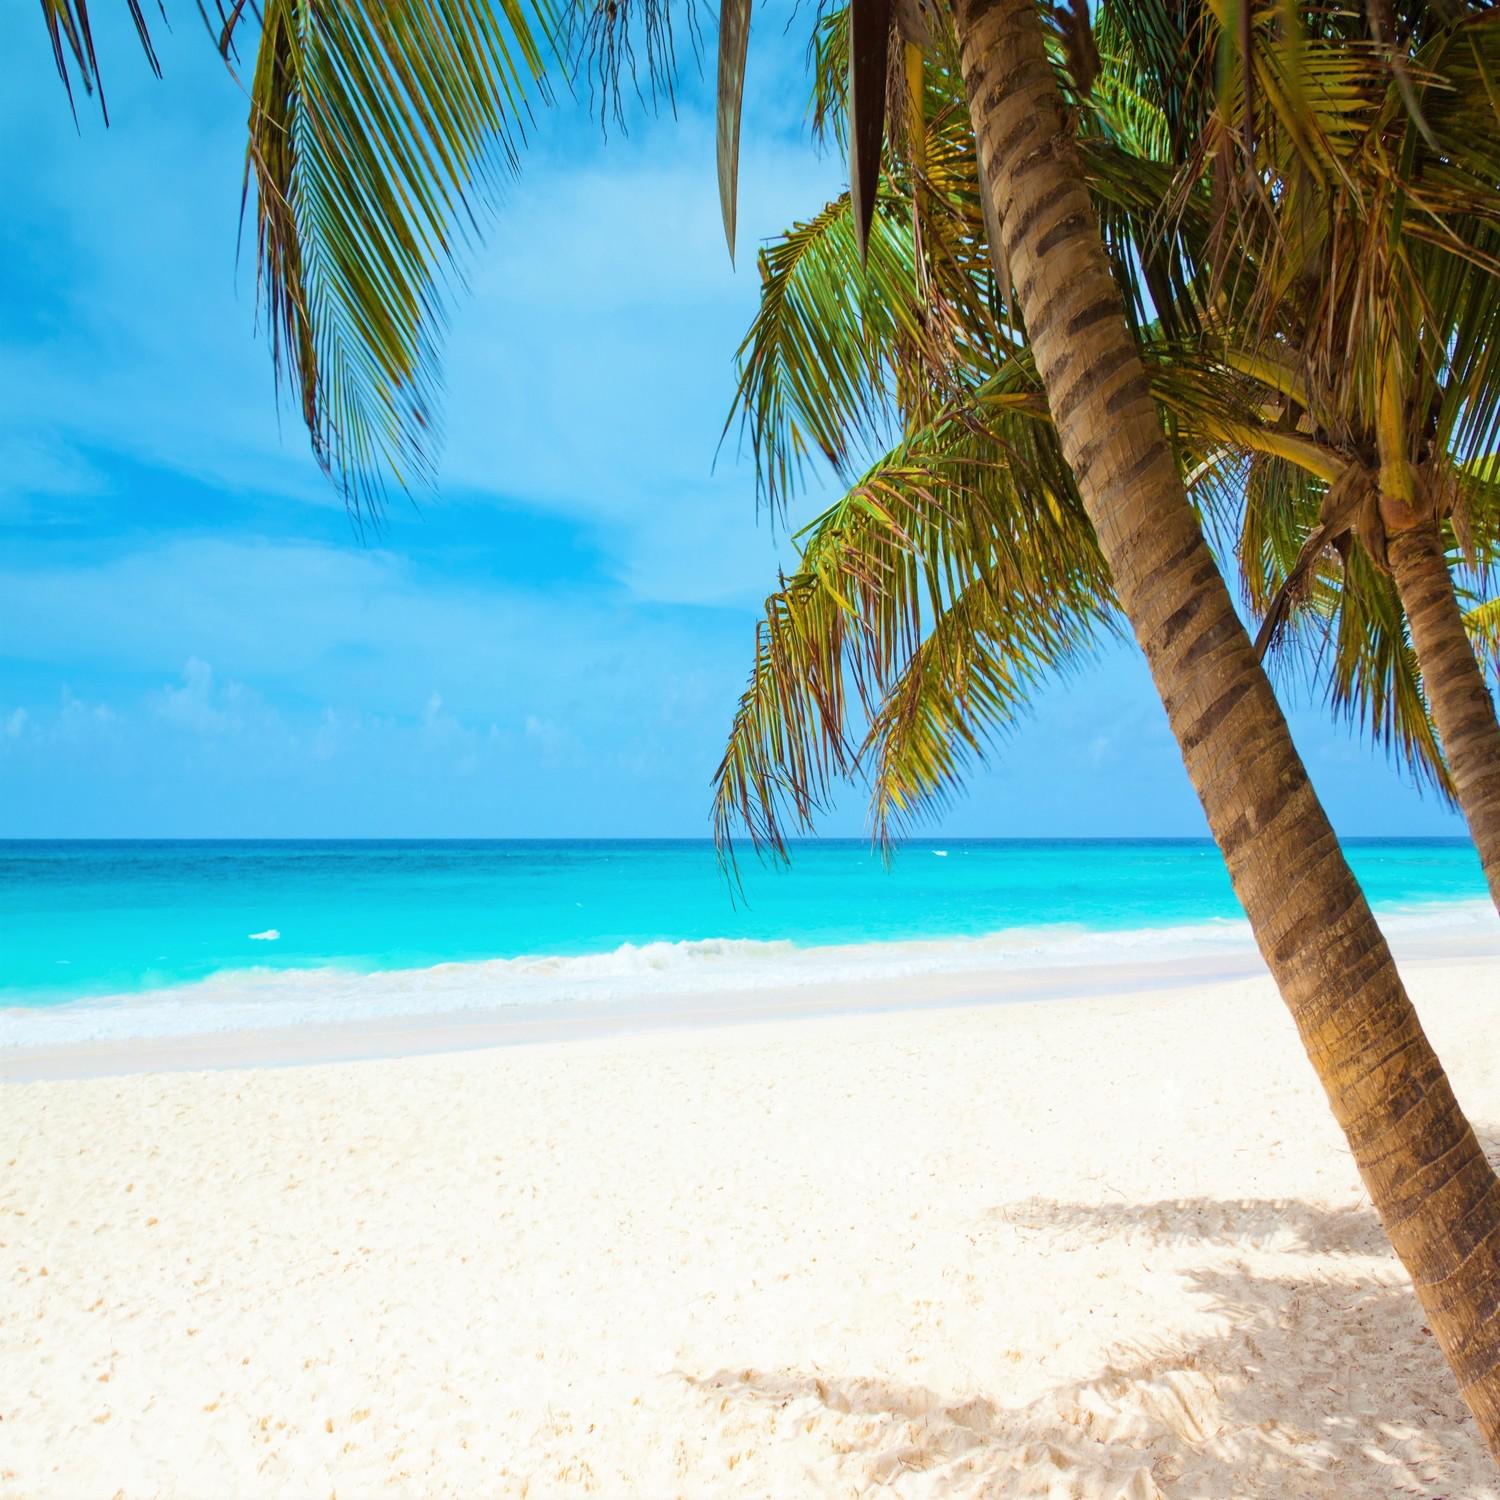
[0,833,1477,846]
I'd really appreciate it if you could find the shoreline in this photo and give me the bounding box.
[5,956,1497,1495]
[5,918,1496,1082]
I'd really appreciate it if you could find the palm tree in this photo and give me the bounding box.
[1174,5,1500,914]
[720,5,1500,867]
[932,0,1499,1446]
[39,0,1500,1455]
[714,17,1478,841]
[716,0,1500,1449]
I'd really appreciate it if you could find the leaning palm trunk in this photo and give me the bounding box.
[951,0,1500,1453]
[1388,520,1500,913]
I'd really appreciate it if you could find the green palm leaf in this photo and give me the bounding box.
[1465,596,1500,675]
[714,371,1116,857]
[246,0,557,515]
[42,0,560,514]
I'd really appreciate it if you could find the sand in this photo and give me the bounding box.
[3,955,1499,1498]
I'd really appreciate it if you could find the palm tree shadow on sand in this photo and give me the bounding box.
[675,1145,1499,1499]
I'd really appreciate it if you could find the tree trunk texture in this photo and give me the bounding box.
[950,0,1500,1457]
[1389,522,1500,914]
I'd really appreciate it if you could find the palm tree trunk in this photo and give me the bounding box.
[950,0,1500,1455]
[1388,521,1500,912]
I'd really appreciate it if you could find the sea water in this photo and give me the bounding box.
[0,838,1490,1044]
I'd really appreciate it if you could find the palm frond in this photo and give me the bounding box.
[714,384,1115,857]
[724,172,998,508]
[1236,455,1459,800]
[716,0,752,260]
[717,0,1500,860]
[40,0,161,123]
[41,0,561,514]
[1322,551,1455,801]
[571,0,696,126]
[1464,596,1500,676]
[729,29,1219,510]
[861,566,1112,846]
[245,0,559,518]
[848,0,893,262]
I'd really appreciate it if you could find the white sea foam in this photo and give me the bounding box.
[2,898,1492,1048]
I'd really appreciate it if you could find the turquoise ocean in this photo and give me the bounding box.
[0,838,1491,1045]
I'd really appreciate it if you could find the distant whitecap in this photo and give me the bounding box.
[248,929,280,942]
[932,850,948,857]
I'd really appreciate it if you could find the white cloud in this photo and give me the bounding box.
[522,712,582,767]
[420,693,468,750]
[310,707,350,762]
[439,122,840,600]
[0,536,749,742]
[0,691,119,756]
[151,658,233,734]
[57,689,118,739]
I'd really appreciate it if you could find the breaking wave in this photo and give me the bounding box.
[2,896,1490,1049]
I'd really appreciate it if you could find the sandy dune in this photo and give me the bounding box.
[3,958,1498,1497]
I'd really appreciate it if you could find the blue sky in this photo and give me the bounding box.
[0,8,1466,839]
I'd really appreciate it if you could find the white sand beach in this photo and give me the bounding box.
[4,954,1499,1498]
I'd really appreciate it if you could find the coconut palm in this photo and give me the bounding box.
[715,24,1152,843]
[715,0,1500,1449]
[38,0,1500,1455]
[724,4,1500,835]
[923,0,1499,1444]
[1162,3,1500,914]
